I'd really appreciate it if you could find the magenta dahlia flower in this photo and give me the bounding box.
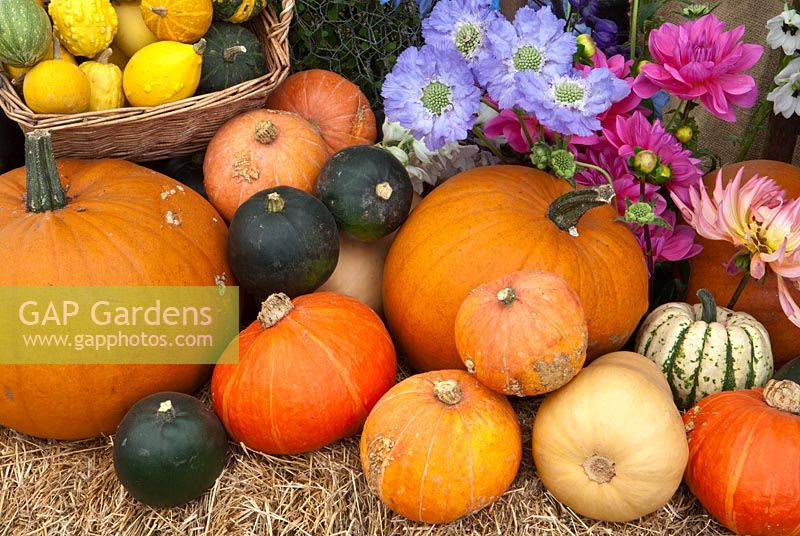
[632,14,763,122]
[483,109,541,153]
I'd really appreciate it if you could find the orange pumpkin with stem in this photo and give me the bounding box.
[686,160,800,368]
[683,379,800,536]
[383,166,648,372]
[266,69,377,154]
[360,369,521,524]
[455,270,588,396]
[211,292,397,455]
[0,130,230,440]
[203,109,328,221]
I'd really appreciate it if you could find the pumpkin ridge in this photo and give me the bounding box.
[266,340,285,453]
[641,315,672,356]
[723,411,767,533]
[743,326,758,389]
[455,405,477,512]
[722,331,736,391]
[370,405,428,494]
[663,323,691,402]
[417,408,447,521]
[686,324,713,408]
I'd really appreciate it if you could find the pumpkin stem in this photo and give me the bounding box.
[763,379,800,414]
[223,45,247,62]
[546,184,615,236]
[496,287,517,305]
[53,37,63,61]
[193,39,207,56]
[582,454,615,484]
[375,182,393,200]
[433,380,462,405]
[697,289,717,324]
[257,293,294,329]
[25,130,67,213]
[157,400,176,423]
[151,6,168,16]
[96,48,113,64]
[254,120,278,144]
[266,192,285,213]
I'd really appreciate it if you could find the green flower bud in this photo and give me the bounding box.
[632,150,659,175]
[621,200,673,229]
[530,143,551,170]
[576,34,597,59]
[675,125,693,144]
[550,149,576,181]
[634,60,651,75]
[650,163,673,185]
[682,4,712,19]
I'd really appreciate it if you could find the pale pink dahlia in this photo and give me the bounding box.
[633,14,763,122]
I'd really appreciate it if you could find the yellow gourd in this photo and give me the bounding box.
[5,39,76,82]
[48,0,119,58]
[123,39,205,107]
[140,0,212,43]
[80,49,125,111]
[23,59,90,114]
[113,0,157,57]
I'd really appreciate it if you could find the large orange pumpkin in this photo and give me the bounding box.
[683,380,800,536]
[0,130,230,440]
[687,160,800,368]
[454,269,587,396]
[266,69,377,154]
[203,109,328,221]
[383,166,649,372]
[211,292,397,455]
[360,369,521,524]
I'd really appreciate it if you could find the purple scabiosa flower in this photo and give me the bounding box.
[422,0,503,66]
[473,6,576,109]
[519,67,630,136]
[382,45,481,150]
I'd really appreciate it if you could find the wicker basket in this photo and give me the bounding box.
[0,0,294,161]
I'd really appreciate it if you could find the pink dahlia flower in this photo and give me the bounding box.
[484,108,541,153]
[603,111,702,205]
[639,211,703,264]
[633,14,763,122]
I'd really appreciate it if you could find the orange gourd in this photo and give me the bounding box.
[455,270,587,396]
[211,292,397,455]
[683,380,800,536]
[0,130,230,440]
[360,369,521,524]
[383,166,648,372]
[266,69,377,154]
[686,160,800,368]
[203,109,328,221]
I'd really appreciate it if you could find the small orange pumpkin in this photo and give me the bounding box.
[455,270,587,396]
[211,292,397,455]
[360,369,522,524]
[266,69,377,154]
[203,109,328,221]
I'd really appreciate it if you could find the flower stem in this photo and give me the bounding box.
[666,100,687,131]
[514,108,536,150]
[472,126,507,162]
[481,96,500,112]
[727,271,751,309]
[630,0,640,61]
[575,160,615,189]
[638,178,655,274]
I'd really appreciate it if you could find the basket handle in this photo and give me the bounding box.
[273,0,295,68]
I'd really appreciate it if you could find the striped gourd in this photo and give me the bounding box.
[0,0,52,68]
[635,289,773,409]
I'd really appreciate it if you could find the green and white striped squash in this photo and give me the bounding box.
[635,289,773,409]
[0,0,53,68]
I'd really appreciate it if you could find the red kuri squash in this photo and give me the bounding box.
[686,160,800,368]
[211,292,397,454]
[683,380,800,536]
[383,166,648,372]
[203,109,328,221]
[266,69,377,154]
[455,270,587,396]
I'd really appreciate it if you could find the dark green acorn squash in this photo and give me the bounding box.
[211,0,264,23]
[774,357,800,385]
[315,145,413,241]
[113,392,228,507]
[228,185,339,299]
[0,111,23,174]
[199,22,265,94]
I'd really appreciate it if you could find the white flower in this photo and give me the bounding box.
[475,101,500,127]
[767,8,800,55]
[768,57,800,118]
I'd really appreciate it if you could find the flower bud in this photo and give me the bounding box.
[682,4,712,19]
[634,60,651,75]
[576,34,597,59]
[632,150,659,175]
[550,149,577,180]
[624,202,657,225]
[650,164,673,185]
[530,143,551,170]
[675,125,693,144]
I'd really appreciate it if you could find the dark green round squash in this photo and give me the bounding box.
[315,145,413,241]
[212,0,264,23]
[774,357,800,385]
[228,185,339,299]
[199,22,265,94]
[113,392,228,508]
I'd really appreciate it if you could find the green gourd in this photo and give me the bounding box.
[773,356,800,386]
[211,0,263,23]
[199,22,265,94]
[0,0,52,67]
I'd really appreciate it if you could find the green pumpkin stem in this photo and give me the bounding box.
[157,400,176,423]
[496,287,517,305]
[25,130,67,213]
[547,184,615,236]
[223,45,247,62]
[266,192,285,213]
[697,289,717,324]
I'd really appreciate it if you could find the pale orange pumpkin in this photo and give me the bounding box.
[360,369,521,524]
[455,270,587,396]
[0,130,230,440]
[383,166,648,372]
[203,109,329,221]
[266,69,377,154]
